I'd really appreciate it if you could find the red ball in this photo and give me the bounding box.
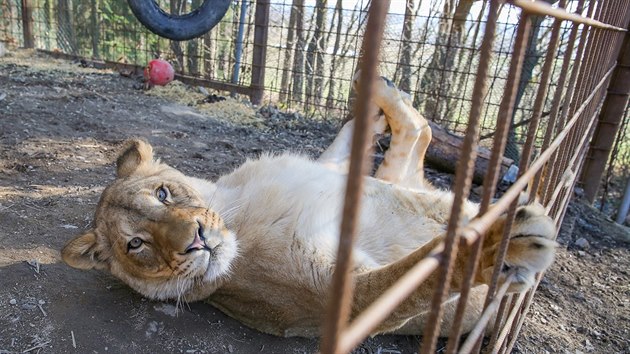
[144,59,174,86]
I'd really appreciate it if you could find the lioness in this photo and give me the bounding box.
[62,76,556,337]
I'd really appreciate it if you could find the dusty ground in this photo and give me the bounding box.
[0,50,628,354]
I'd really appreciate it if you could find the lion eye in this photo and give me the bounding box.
[128,237,143,250]
[156,186,169,203]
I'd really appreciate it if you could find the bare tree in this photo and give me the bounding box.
[90,0,99,58]
[169,0,185,72]
[203,30,215,78]
[305,0,328,110]
[186,0,201,75]
[325,0,343,108]
[418,0,476,122]
[57,0,78,54]
[291,0,306,103]
[280,0,302,102]
[395,0,415,92]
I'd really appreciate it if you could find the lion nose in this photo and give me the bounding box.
[197,221,223,251]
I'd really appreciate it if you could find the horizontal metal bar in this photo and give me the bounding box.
[510,0,627,31]
[337,254,441,353]
[36,49,255,96]
[459,63,616,247]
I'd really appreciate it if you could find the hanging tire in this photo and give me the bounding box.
[127,0,231,41]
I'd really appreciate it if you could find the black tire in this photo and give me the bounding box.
[127,0,231,41]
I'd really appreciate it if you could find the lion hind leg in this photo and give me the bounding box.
[362,75,432,189]
[317,105,387,174]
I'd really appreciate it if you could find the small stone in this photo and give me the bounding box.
[9,299,17,305]
[575,238,590,249]
[227,344,234,353]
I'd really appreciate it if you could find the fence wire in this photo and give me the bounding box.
[0,0,598,164]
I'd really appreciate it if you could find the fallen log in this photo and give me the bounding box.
[425,121,514,185]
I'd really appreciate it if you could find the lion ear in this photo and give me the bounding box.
[61,231,108,270]
[116,139,154,178]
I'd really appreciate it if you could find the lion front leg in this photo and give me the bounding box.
[352,74,432,189]
[477,203,557,292]
[349,204,557,335]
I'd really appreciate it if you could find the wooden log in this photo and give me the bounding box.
[425,121,514,185]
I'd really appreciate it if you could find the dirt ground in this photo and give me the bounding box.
[0,49,628,354]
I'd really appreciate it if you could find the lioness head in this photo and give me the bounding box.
[62,139,238,301]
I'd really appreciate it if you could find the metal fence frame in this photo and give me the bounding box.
[318,1,630,353]
[3,0,630,353]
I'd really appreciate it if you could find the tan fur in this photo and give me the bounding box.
[62,76,557,338]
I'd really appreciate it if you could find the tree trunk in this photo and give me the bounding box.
[396,0,415,92]
[279,0,300,102]
[203,31,214,78]
[187,0,201,75]
[325,0,343,108]
[170,0,185,73]
[57,0,78,54]
[90,0,99,58]
[417,0,475,123]
[291,0,305,103]
[304,0,327,110]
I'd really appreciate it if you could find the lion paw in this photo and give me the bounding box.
[479,204,557,292]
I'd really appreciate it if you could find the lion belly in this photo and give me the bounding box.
[207,154,478,335]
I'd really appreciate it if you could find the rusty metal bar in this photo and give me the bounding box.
[250,0,270,105]
[459,64,615,249]
[337,255,440,353]
[319,2,389,353]
[542,0,597,203]
[492,291,527,354]
[458,277,514,354]
[37,49,256,96]
[548,6,605,207]
[530,0,584,201]
[443,3,501,350]
[510,0,627,31]
[21,0,33,48]
[581,19,630,202]
[418,2,504,352]
[466,15,533,353]
[545,73,615,214]
[517,0,564,183]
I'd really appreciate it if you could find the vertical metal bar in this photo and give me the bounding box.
[250,0,270,105]
[466,13,533,354]
[444,3,501,349]
[542,0,596,203]
[232,0,249,85]
[319,2,389,353]
[21,0,33,48]
[415,2,501,352]
[581,19,630,202]
[530,0,585,201]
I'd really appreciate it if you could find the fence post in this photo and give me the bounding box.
[250,0,270,105]
[581,22,630,203]
[21,0,34,48]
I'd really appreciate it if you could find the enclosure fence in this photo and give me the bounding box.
[318,1,630,353]
[2,0,630,353]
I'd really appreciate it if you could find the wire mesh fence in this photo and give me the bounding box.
[0,0,605,164]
